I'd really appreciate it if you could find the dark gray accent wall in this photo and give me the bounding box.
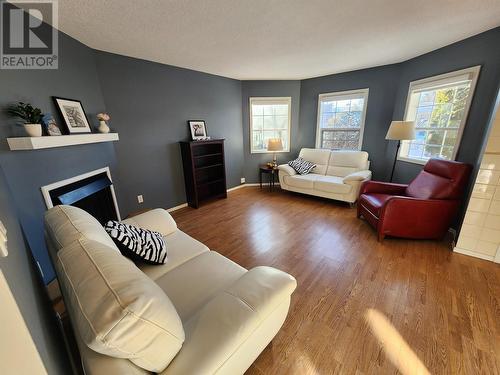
[298,64,403,180]
[0,32,118,283]
[241,81,301,182]
[0,165,69,373]
[392,27,500,183]
[94,52,244,215]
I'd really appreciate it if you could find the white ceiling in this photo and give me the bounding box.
[56,0,500,80]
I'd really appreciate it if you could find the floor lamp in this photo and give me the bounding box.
[385,121,415,182]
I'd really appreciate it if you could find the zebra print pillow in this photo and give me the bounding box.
[104,221,167,265]
[288,157,316,175]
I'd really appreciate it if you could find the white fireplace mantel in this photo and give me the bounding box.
[6,133,119,151]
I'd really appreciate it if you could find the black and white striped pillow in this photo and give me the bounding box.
[104,221,167,265]
[288,157,316,175]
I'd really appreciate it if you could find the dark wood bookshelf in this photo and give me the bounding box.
[180,139,227,208]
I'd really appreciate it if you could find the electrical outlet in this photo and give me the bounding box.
[240,177,246,184]
[137,195,144,204]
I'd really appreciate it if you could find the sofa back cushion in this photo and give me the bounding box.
[298,148,331,175]
[53,237,185,372]
[45,205,119,252]
[327,151,369,177]
[406,158,472,200]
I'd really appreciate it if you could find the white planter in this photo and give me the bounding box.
[24,124,42,137]
[98,120,110,134]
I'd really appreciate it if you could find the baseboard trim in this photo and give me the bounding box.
[166,203,188,212]
[166,183,275,212]
[453,247,495,262]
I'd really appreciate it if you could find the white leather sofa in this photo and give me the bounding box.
[44,205,296,375]
[278,148,371,204]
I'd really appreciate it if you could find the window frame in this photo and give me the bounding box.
[249,96,292,154]
[315,88,369,150]
[398,66,481,165]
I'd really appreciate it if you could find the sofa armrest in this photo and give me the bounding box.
[122,208,177,236]
[343,170,372,183]
[164,267,296,374]
[360,181,408,195]
[278,164,297,176]
[380,196,459,237]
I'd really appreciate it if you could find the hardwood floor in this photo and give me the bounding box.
[171,187,500,375]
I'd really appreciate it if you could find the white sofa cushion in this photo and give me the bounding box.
[327,150,369,177]
[138,229,209,281]
[343,170,372,182]
[314,175,353,194]
[154,251,246,322]
[54,237,185,372]
[45,205,118,251]
[283,174,318,189]
[298,148,331,175]
[163,267,296,375]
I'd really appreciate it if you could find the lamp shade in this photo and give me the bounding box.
[267,138,283,151]
[385,121,416,140]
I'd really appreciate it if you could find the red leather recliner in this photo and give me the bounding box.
[357,158,472,241]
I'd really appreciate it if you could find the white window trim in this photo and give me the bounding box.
[315,88,369,150]
[249,96,291,154]
[398,66,481,165]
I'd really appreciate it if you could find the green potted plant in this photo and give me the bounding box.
[7,102,43,137]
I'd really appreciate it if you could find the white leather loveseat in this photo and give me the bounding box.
[278,148,372,204]
[44,205,296,374]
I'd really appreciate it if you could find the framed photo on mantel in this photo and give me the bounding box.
[53,97,92,134]
[188,120,210,141]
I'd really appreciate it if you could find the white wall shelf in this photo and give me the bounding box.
[6,133,119,151]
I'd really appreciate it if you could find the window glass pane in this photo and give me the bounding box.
[443,130,458,146]
[275,115,288,129]
[250,99,290,152]
[252,105,264,116]
[426,130,445,146]
[351,99,364,111]
[252,131,264,150]
[321,101,336,113]
[336,100,351,112]
[317,91,367,150]
[252,116,263,130]
[274,104,288,116]
[415,107,432,128]
[263,115,275,129]
[400,70,477,163]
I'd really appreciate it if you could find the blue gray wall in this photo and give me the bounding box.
[95,52,244,215]
[1,23,499,286]
[298,64,402,181]
[241,80,301,182]
[392,27,500,183]
[0,33,118,283]
[0,165,69,374]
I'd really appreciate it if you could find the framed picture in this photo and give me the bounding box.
[53,97,92,134]
[188,120,208,140]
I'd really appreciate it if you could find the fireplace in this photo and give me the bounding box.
[41,167,121,224]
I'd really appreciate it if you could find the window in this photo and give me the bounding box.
[250,97,291,153]
[399,66,480,164]
[316,88,369,150]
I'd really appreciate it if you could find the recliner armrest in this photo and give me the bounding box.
[122,208,177,236]
[278,164,297,176]
[343,170,372,183]
[360,181,408,195]
[164,267,296,374]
